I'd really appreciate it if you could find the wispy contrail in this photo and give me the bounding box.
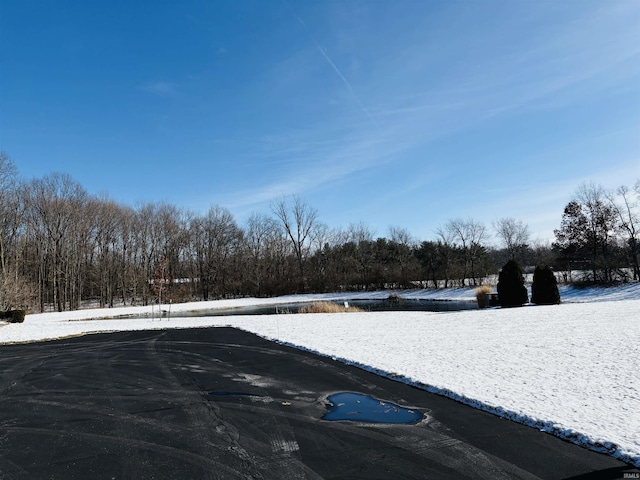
[283,0,378,125]
[312,42,378,125]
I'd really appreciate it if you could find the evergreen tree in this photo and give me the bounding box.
[497,260,528,307]
[531,265,561,305]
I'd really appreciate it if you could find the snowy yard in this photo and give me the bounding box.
[1,284,639,466]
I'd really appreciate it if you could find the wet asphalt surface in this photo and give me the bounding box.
[0,327,637,480]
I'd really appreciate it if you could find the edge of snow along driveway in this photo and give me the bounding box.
[221,300,640,467]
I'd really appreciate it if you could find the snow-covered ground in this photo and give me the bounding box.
[1,283,639,466]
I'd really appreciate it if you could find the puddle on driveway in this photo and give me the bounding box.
[323,392,423,424]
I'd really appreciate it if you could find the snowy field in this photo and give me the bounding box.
[1,283,639,466]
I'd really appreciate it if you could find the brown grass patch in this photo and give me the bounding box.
[475,285,493,308]
[298,301,364,314]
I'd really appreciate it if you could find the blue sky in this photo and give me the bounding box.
[1,0,639,243]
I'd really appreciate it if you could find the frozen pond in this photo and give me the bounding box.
[166,298,478,318]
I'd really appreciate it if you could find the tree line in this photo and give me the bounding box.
[1,153,638,313]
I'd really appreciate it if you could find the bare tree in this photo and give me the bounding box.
[156,204,190,285]
[530,240,556,270]
[191,206,242,300]
[347,222,375,245]
[388,226,418,288]
[575,182,617,282]
[116,205,137,305]
[434,224,458,288]
[0,153,33,310]
[493,217,530,262]
[555,182,619,283]
[443,218,489,286]
[25,173,88,311]
[244,213,282,296]
[271,195,318,292]
[132,204,159,305]
[607,181,640,280]
[0,152,18,278]
[327,222,376,290]
[88,197,131,307]
[151,255,170,307]
[388,226,414,246]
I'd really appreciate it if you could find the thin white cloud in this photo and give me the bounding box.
[312,42,378,125]
[205,1,639,232]
[223,130,404,211]
[462,4,640,118]
[139,81,179,97]
[283,0,378,126]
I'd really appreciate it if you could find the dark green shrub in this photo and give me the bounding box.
[497,260,528,307]
[1,310,26,323]
[10,310,26,323]
[531,266,561,305]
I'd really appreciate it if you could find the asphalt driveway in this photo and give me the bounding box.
[0,327,636,479]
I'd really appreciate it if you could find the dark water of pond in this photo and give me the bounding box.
[171,298,477,318]
[323,392,423,424]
